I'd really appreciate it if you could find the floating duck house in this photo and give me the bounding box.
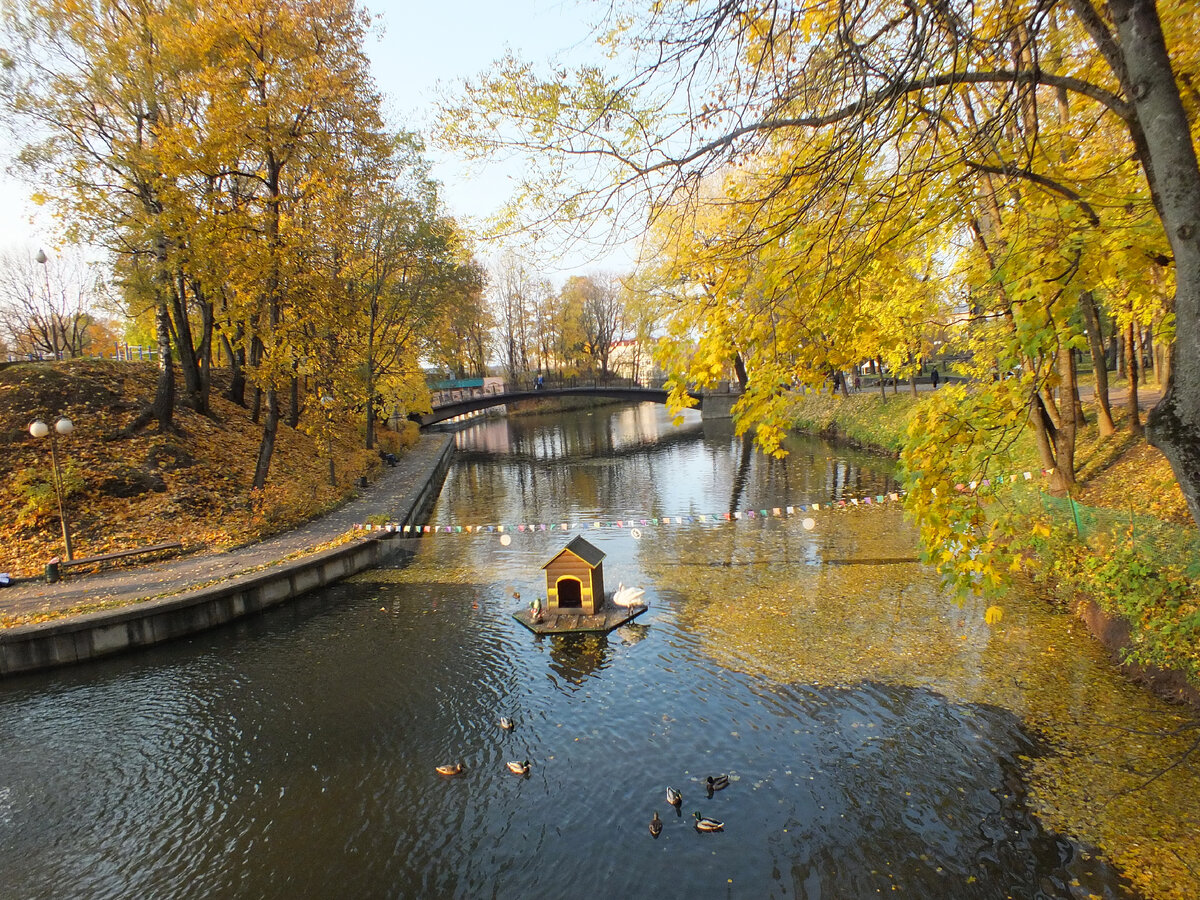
[544,535,606,615]
[513,535,647,635]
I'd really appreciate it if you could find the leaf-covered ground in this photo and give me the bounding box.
[0,359,383,579]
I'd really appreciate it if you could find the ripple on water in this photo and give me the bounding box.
[0,406,1158,899]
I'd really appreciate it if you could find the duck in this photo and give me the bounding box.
[666,786,682,809]
[499,717,515,731]
[506,759,530,776]
[705,774,730,793]
[693,811,724,833]
[435,763,463,776]
[649,810,663,837]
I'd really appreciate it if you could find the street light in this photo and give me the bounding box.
[35,249,56,359]
[320,393,335,487]
[29,416,75,561]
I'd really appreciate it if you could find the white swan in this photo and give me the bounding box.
[612,582,647,612]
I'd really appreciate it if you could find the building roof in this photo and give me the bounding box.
[542,535,606,569]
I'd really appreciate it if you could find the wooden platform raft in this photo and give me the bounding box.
[513,534,648,634]
[512,604,648,635]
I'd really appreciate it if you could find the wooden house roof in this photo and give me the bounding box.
[542,535,606,569]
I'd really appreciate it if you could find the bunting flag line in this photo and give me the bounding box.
[351,468,1050,537]
[353,491,908,536]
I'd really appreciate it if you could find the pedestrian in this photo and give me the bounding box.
[931,366,940,389]
[536,374,544,391]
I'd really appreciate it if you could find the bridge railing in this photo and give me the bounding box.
[429,373,677,408]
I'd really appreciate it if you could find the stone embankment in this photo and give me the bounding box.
[0,433,454,676]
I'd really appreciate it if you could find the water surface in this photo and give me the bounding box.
[3,403,1194,898]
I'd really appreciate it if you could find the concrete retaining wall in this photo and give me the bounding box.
[1,436,454,676]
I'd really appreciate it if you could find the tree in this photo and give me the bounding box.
[185,0,388,489]
[0,250,100,359]
[563,274,625,376]
[428,258,491,380]
[492,253,537,382]
[3,0,205,432]
[441,0,1200,535]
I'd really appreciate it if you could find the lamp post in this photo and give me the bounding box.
[320,393,336,486]
[29,416,75,561]
[35,249,56,358]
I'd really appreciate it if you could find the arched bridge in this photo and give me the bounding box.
[411,384,728,427]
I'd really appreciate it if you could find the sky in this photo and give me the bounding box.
[0,0,634,284]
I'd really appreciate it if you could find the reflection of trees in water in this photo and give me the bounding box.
[614,623,651,647]
[768,681,1130,900]
[545,633,611,687]
[442,405,898,534]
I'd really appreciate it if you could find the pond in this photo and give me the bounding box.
[1,402,1196,899]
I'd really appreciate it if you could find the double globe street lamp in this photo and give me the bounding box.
[29,416,75,562]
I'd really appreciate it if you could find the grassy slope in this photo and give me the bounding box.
[785,384,1193,523]
[0,359,387,579]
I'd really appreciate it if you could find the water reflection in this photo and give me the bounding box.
[2,402,1189,899]
[542,633,612,688]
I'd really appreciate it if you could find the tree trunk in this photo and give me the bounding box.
[222,332,246,407]
[366,297,378,450]
[1057,344,1080,480]
[1030,391,1074,493]
[1080,291,1116,435]
[1072,350,1088,429]
[151,301,175,431]
[1146,320,1161,384]
[286,376,300,429]
[170,271,208,414]
[252,388,279,490]
[249,336,264,423]
[1109,0,1200,524]
[1137,321,1150,384]
[1126,319,1144,436]
[1041,387,1063,431]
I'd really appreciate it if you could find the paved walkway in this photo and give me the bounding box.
[0,433,453,624]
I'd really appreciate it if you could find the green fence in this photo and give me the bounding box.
[1032,492,1200,578]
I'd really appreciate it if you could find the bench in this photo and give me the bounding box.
[47,541,185,581]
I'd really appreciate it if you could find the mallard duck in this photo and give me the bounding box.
[666,786,682,809]
[693,811,724,832]
[506,759,530,775]
[706,774,730,793]
[499,717,515,731]
[435,763,463,776]
[649,810,663,837]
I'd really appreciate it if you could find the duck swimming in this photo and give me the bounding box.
[506,759,530,775]
[499,717,515,731]
[666,786,682,809]
[435,763,463,776]
[705,774,730,794]
[693,811,724,832]
[649,810,663,837]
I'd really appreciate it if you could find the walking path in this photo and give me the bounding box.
[0,433,453,626]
